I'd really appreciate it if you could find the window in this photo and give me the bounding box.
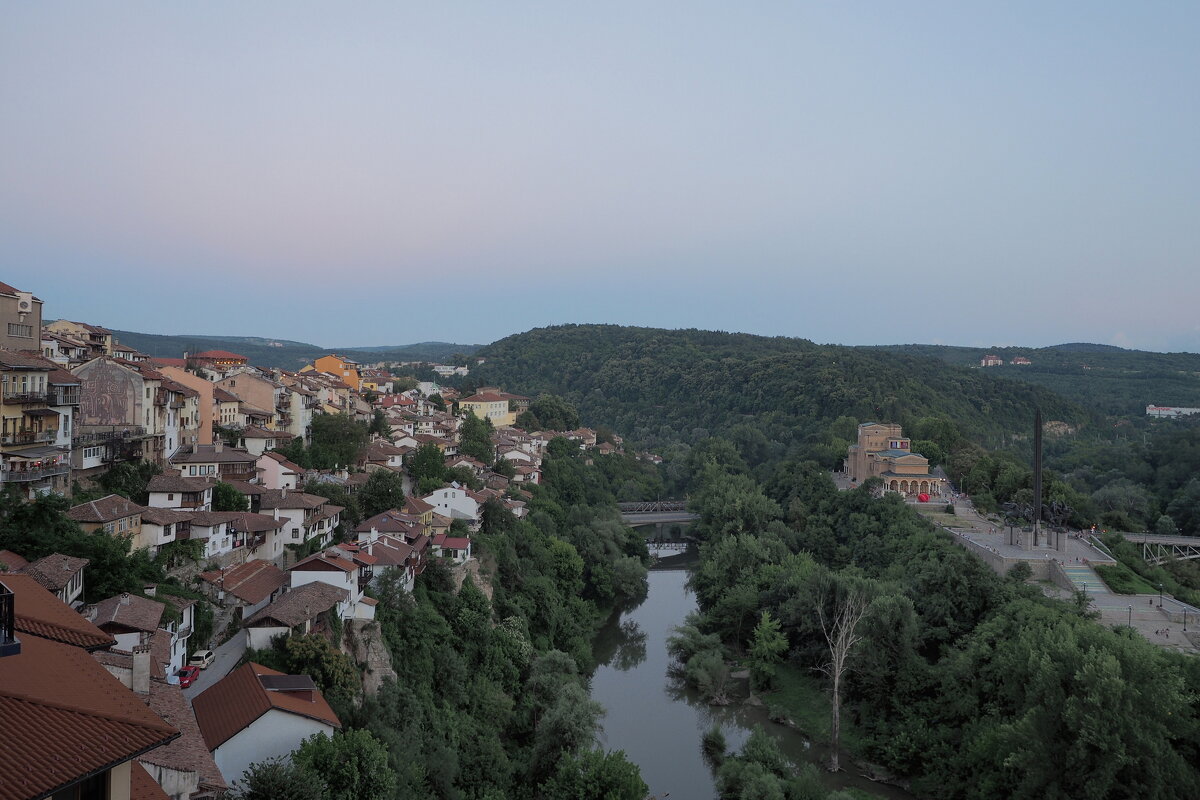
[7,323,32,338]
[167,493,174,500]
[292,528,300,539]
[189,466,197,476]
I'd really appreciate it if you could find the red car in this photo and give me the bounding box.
[177,665,200,688]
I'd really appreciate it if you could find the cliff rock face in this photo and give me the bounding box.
[344,619,396,696]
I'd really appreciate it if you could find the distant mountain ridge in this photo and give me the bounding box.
[108,328,479,370]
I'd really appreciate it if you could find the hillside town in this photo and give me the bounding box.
[0,281,622,799]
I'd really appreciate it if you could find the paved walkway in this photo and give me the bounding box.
[184,630,248,701]
[891,490,1200,655]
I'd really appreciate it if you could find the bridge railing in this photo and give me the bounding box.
[617,500,689,514]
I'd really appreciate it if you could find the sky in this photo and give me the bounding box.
[2,3,1198,352]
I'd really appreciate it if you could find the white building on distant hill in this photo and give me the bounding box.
[1146,405,1200,418]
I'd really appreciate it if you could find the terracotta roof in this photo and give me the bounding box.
[291,551,357,574]
[224,479,265,497]
[460,392,509,403]
[240,425,289,439]
[404,496,434,515]
[140,507,196,526]
[198,561,287,605]
[140,681,227,793]
[355,510,422,534]
[130,761,172,800]
[0,635,178,800]
[434,535,471,551]
[4,573,114,650]
[193,662,340,751]
[67,493,146,523]
[22,553,89,593]
[260,451,305,473]
[86,593,165,634]
[170,444,256,464]
[0,549,29,571]
[212,386,240,403]
[47,367,80,385]
[149,357,188,369]
[147,474,215,493]
[369,535,414,567]
[244,582,348,628]
[259,489,328,510]
[0,349,54,369]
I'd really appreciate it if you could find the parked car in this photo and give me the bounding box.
[189,650,215,669]
[177,665,200,688]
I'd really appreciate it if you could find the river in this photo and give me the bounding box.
[590,553,916,799]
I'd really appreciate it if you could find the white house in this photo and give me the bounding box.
[146,474,214,512]
[288,550,374,620]
[193,662,341,787]
[257,451,303,490]
[421,484,482,527]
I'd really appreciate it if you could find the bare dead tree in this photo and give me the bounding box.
[815,581,869,773]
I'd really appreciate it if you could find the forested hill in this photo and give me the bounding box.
[108,329,479,370]
[875,343,1200,416]
[469,325,1091,447]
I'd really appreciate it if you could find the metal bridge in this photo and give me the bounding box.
[617,500,698,528]
[1137,534,1200,566]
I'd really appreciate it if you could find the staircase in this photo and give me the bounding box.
[1062,563,1104,594]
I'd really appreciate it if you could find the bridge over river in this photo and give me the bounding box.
[617,500,699,533]
[1132,533,1200,566]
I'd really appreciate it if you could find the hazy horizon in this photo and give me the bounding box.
[6,4,1199,352]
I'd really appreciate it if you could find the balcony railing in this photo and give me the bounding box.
[1,430,57,445]
[0,582,18,658]
[72,427,146,447]
[2,391,51,404]
[1,464,70,482]
[51,390,80,406]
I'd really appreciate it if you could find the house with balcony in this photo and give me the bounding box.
[71,356,160,475]
[84,590,194,675]
[185,510,286,561]
[288,550,375,620]
[0,350,71,497]
[0,574,182,800]
[68,493,146,540]
[41,329,91,364]
[259,488,344,553]
[242,580,351,648]
[170,440,259,483]
[20,552,90,606]
[147,473,215,512]
[139,507,194,556]
[45,319,115,356]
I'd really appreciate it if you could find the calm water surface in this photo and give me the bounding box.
[590,557,915,800]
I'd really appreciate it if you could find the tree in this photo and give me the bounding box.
[407,443,445,486]
[357,469,406,518]
[292,730,396,800]
[748,610,788,690]
[97,460,162,504]
[231,758,324,800]
[815,579,870,772]
[516,394,581,432]
[369,408,391,438]
[542,749,648,800]
[212,481,248,511]
[459,411,495,463]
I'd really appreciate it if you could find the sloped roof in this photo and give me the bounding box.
[67,493,146,523]
[140,681,227,793]
[21,552,89,593]
[198,561,287,605]
[147,474,215,493]
[0,634,178,800]
[0,549,29,571]
[193,661,340,752]
[291,551,357,574]
[355,509,422,534]
[3,573,114,650]
[170,444,256,464]
[243,582,348,629]
[140,507,196,526]
[191,350,247,360]
[86,593,165,634]
[259,489,328,510]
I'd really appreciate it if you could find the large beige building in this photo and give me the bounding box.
[844,422,946,496]
[0,280,42,351]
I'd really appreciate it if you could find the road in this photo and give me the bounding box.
[184,629,248,701]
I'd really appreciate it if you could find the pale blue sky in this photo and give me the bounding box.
[3,3,1198,350]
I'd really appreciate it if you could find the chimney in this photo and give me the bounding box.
[214,440,223,454]
[143,583,157,597]
[132,642,151,695]
[281,487,287,500]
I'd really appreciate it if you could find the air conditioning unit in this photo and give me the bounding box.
[15,291,34,318]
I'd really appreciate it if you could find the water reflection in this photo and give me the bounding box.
[590,566,915,800]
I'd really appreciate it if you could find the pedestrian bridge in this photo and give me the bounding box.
[617,500,698,528]
[1135,534,1200,566]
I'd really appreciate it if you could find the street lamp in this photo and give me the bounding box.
[1158,582,1164,608]
[1128,606,1133,628]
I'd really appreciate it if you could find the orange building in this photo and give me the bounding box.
[844,422,946,497]
[302,355,361,391]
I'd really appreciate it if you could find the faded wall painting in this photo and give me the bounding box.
[74,359,143,427]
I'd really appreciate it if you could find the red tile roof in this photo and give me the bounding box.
[0,635,178,800]
[21,553,89,594]
[140,681,227,793]
[86,593,165,634]
[198,561,287,606]
[130,761,172,800]
[67,493,147,523]
[4,573,114,650]
[192,662,341,751]
[191,350,247,361]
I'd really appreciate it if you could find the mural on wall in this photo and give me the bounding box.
[75,359,142,427]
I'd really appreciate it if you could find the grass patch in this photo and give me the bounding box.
[762,665,866,756]
[1094,563,1157,595]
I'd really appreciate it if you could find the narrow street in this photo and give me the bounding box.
[184,630,248,701]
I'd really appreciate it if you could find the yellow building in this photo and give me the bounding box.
[844,422,946,496]
[459,391,516,427]
[302,355,361,391]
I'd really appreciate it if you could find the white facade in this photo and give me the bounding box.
[212,709,336,788]
[422,486,480,524]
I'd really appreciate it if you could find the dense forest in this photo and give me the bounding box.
[876,343,1200,416]
[468,325,1092,451]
